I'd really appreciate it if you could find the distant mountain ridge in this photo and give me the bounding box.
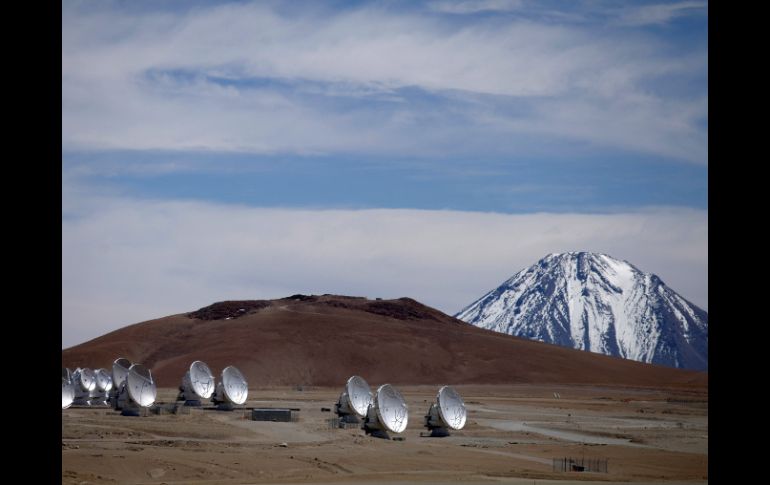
[62,294,706,388]
[455,252,708,370]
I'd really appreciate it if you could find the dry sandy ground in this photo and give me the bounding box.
[62,384,707,485]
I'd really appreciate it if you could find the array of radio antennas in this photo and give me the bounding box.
[111,359,157,415]
[62,358,158,415]
[111,358,159,416]
[335,376,409,439]
[64,358,247,414]
[332,376,468,439]
[178,360,248,409]
[63,365,467,435]
[121,363,158,415]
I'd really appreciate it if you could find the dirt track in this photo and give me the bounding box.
[62,384,708,484]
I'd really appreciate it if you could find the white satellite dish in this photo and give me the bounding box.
[178,360,215,405]
[62,368,74,409]
[112,358,131,388]
[88,368,113,406]
[362,384,408,439]
[120,363,157,416]
[212,365,248,410]
[72,367,97,406]
[424,385,467,437]
[110,358,132,410]
[334,375,373,424]
[95,368,113,392]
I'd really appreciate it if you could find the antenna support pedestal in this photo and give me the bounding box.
[362,423,391,440]
[89,390,109,407]
[120,403,148,417]
[339,414,360,424]
[367,430,391,439]
[425,425,451,437]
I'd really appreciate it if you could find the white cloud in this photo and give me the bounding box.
[616,1,707,26]
[62,188,708,348]
[428,0,524,15]
[62,2,708,163]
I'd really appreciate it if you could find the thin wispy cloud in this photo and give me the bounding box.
[615,1,707,26]
[428,0,524,15]
[62,1,707,163]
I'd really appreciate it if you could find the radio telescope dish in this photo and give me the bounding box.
[110,358,132,410]
[88,368,113,407]
[76,368,96,391]
[212,365,248,409]
[112,358,131,388]
[62,368,74,409]
[120,363,157,415]
[346,376,373,416]
[363,384,408,438]
[423,385,467,436]
[334,375,373,424]
[72,367,97,405]
[95,368,113,392]
[190,361,215,398]
[178,360,215,405]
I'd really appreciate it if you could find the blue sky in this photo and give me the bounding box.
[65,149,706,213]
[62,0,707,347]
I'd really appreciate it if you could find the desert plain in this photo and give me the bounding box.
[62,383,707,485]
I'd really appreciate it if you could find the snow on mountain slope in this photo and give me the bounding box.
[455,252,708,370]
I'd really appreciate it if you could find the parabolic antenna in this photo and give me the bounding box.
[212,365,248,409]
[72,367,97,406]
[110,358,132,410]
[334,375,373,424]
[94,368,113,392]
[190,361,215,398]
[76,368,96,392]
[423,385,467,436]
[346,375,373,416]
[179,360,215,405]
[62,368,74,409]
[221,366,248,404]
[126,364,157,408]
[87,368,113,406]
[112,358,131,388]
[375,384,409,433]
[363,384,408,438]
[437,385,467,430]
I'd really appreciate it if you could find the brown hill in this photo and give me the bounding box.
[62,294,707,389]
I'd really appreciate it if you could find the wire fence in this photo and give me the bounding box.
[552,457,608,473]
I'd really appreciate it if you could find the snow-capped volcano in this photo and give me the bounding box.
[455,252,708,370]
